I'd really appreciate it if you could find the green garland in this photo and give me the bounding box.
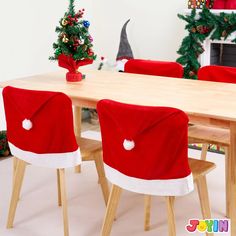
[0,131,10,157]
[177,7,236,79]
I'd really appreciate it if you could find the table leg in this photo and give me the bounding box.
[229,122,236,235]
[74,106,82,173]
[225,147,231,218]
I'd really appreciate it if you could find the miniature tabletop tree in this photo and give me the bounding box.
[49,0,96,81]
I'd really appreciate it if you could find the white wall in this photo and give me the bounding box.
[92,0,187,62]
[0,0,187,129]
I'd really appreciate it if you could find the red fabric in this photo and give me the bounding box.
[213,0,226,9]
[58,54,93,73]
[124,59,183,78]
[205,0,213,7]
[3,86,78,154]
[225,0,236,9]
[66,71,83,82]
[198,65,236,83]
[97,99,191,180]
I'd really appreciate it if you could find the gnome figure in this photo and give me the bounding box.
[116,19,134,71]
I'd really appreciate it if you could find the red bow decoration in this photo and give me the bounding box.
[58,54,93,72]
[58,54,93,82]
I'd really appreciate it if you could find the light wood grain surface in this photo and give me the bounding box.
[1,69,236,235]
[1,69,236,123]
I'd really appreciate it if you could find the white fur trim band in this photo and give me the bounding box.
[9,142,82,168]
[104,164,194,196]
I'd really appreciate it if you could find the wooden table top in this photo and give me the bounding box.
[1,69,236,123]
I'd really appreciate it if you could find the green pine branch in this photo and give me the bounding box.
[49,0,96,62]
[176,6,236,79]
[68,0,76,16]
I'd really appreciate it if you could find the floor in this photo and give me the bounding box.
[0,121,231,236]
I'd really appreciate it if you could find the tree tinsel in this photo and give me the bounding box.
[49,0,96,61]
[177,7,236,79]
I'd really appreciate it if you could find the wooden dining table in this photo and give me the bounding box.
[1,68,236,235]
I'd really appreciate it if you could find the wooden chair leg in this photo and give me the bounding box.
[74,165,81,173]
[166,196,176,236]
[144,195,151,231]
[73,106,82,174]
[57,169,62,207]
[7,159,27,228]
[94,152,110,205]
[224,147,230,218]
[201,144,209,161]
[196,176,213,236]
[196,175,211,219]
[13,157,29,202]
[101,185,122,236]
[58,169,69,236]
[12,156,18,185]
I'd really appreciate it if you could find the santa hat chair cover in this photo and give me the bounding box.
[213,0,236,9]
[97,99,193,196]
[198,65,236,83]
[3,86,81,168]
[124,59,184,78]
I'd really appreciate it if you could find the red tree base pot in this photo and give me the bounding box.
[66,71,83,82]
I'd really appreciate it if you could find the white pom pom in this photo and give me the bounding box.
[123,139,135,151]
[22,119,33,130]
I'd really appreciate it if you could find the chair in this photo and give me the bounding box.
[125,58,195,230]
[198,65,236,83]
[188,65,236,217]
[3,86,109,236]
[124,59,184,78]
[97,99,215,236]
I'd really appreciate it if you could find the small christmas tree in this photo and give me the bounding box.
[49,0,96,81]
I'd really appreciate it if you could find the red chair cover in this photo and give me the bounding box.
[124,59,183,78]
[213,0,236,9]
[225,0,236,9]
[3,86,81,168]
[213,0,226,9]
[97,99,193,196]
[198,65,236,83]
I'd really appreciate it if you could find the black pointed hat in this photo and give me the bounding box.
[116,19,134,61]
